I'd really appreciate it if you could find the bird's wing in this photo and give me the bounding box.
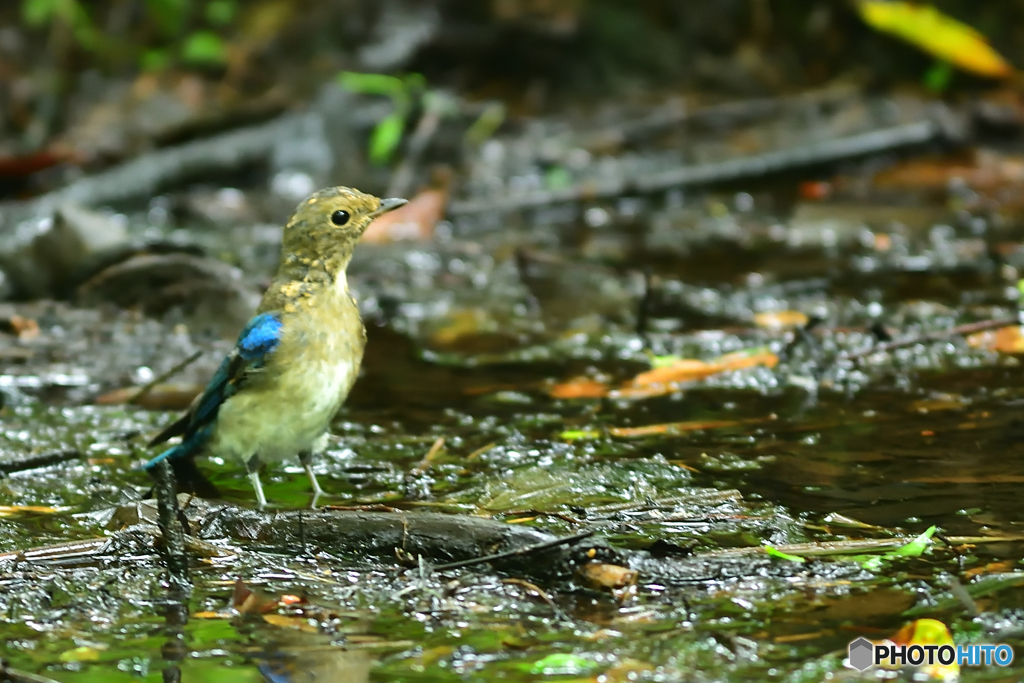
[144,312,284,465]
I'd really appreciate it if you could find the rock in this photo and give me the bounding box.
[76,252,260,338]
[0,202,129,299]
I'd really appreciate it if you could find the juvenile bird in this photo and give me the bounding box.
[142,187,406,509]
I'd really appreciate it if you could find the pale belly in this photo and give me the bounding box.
[207,351,359,464]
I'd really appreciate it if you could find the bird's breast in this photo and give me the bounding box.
[210,288,365,462]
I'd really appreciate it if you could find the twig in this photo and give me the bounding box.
[433,530,595,572]
[387,104,444,199]
[501,577,569,620]
[1,113,315,220]
[129,350,204,406]
[0,449,80,475]
[411,437,446,476]
[449,119,944,216]
[0,664,62,683]
[636,268,655,346]
[574,85,859,153]
[465,442,497,461]
[778,314,825,363]
[948,576,980,618]
[152,460,190,588]
[840,318,1017,362]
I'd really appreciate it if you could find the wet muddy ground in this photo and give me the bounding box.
[5,108,1024,682]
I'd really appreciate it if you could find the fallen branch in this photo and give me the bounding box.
[0,449,80,475]
[129,350,204,407]
[840,317,1018,362]
[433,529,595,571]
[449,118,946,216]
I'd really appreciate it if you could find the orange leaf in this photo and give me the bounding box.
[609,419,746,438]
[616,349,778,399]
[549,377,609,399]
[753,311,809,330]
[0,315,39,340]
[966,325,1024,353]
[857,1,1012,78]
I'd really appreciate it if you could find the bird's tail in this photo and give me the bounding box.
[137,437,202,471]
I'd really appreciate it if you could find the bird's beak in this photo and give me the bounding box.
[370,197,408,218]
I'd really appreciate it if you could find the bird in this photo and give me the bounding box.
[141,186,407,509]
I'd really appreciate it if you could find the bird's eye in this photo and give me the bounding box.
[330,210,351,226]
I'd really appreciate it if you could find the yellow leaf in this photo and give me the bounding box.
[59,646,103,662]
[753,310,809,330]
[857,1,1012,78]
[262,614,319,632]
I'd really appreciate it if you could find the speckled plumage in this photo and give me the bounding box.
[144,187,407,508]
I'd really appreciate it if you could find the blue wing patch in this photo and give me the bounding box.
[237,313,283,360]
[142,312,283,469]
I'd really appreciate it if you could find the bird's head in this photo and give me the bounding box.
[280,186,406,272]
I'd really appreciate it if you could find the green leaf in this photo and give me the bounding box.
[544,166,573,190]
[559,430,601,441]
[524,653,600,675]
[22,0,61,26]
[145,0,190,36]
[338,71,406,97]
[182,30,227,66]
[764,545,807,563]
[140,48,172,72]
[205,0,236,25]
[369,111,405,165]
[887,525,937,557]
[465,102,507,145]
[924,61,954,93]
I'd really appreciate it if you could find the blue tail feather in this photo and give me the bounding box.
[139,443,188,470]
[138,427,211,471]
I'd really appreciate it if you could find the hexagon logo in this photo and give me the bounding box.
[848,637,875,671]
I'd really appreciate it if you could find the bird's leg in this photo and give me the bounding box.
[298,450,324,508]
[246,454,267,510]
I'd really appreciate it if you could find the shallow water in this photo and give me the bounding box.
[3,181,1024,682]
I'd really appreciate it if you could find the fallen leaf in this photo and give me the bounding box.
[558,429,602,440]
[615,348,777,399]
[857,1,1012,78]
[884,618,959,681]
[966,325,1024,353]
[578,563,638,590]
[362,187,447,243]
[964,560,1016,579]
[59,646,103,663]
[609,419,750,438]
[262,614,319,632]
[753,310,809,330]
[764,545,806,562]
[550,377,609,399]
[232,578,279,614]
[0,505,71,516]
[0,315,39,340]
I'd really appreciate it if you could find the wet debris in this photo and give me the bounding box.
[76,252,260,335]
